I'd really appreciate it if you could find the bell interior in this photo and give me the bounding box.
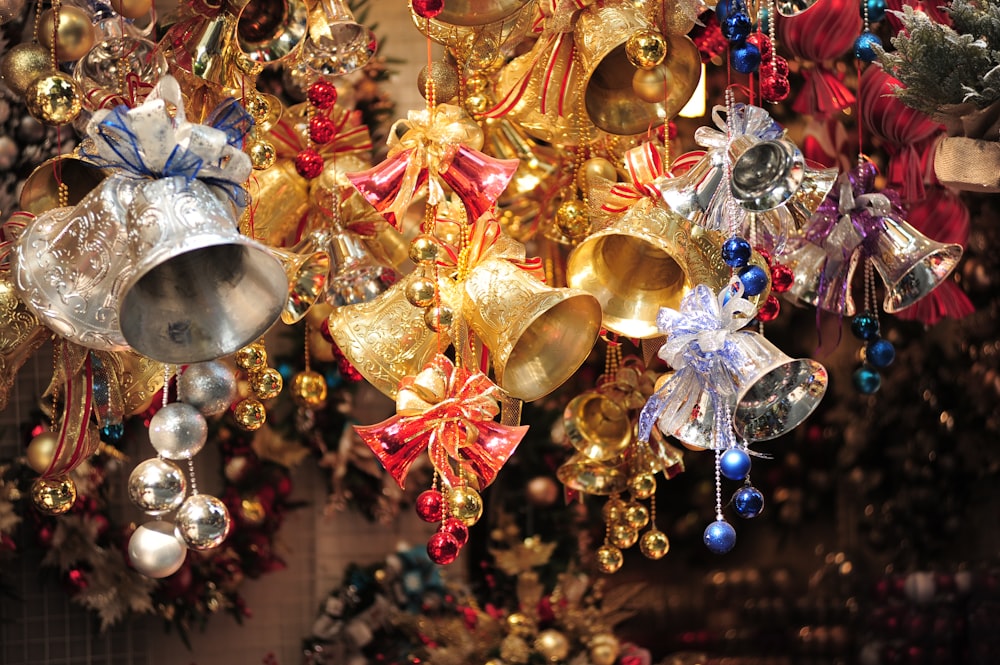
[238,0,289,44]
[881,244,963,313]
[585,45,664,136]
[734,359,828,442]
[732,142,793,197]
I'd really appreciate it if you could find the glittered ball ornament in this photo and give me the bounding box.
[739,265,770,297]
[722,237,752,268]
[127,521,187,578]
[640,529,670,559]
[439,517,469,547]
[596,544,624,573]
[625,29,668,69]
[128,457,187,515]
[295,148,324,179]
[38,6,96,62]
[26,431,59,474]
[703,519,737,554]
[426,531,461,565]
[235,342,267,371]
[854,30,882,62]
[309,114,338,144]
[175,494,232,550]
[866,338,895,368]
[307,80,338,109]
[149,402,208,460]
[25,73,82,125]
[852,365,881,394]
[732,485,765,518]
[416,489,444,522]
[720,447,751,480]
[234,398,266,430]
[0,43,51,96]
[723,12,753,42]
[629,472,656,499]
[249,367,283,400]
[535,629,571,663]
[292,370,327,408]
[746,32,772,60]
[762,75,791,103]
[418,61,460,102]
[555,199,590,241]
[412,0,444,19]
[30,475,77,515]
[179,361,237,416]
[730,42,761,74]
[449,486,483,526]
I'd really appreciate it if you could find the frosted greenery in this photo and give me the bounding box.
[877,1,1000,116]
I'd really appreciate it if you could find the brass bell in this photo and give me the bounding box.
[413,0,534,66]
[563,390,634,462]
[19,154,106,214]
[461,258,602,402]
[869,215,964,313]
[236,0,309,64]
[242,158,311,247]
[117,177,288,364]
[432,0,532,27]
[323,228,399,307]
[557,452,629,496]
[325,271,444,399]
[297,0,376,77]
[574,3,701,135]
[268,236,331,325]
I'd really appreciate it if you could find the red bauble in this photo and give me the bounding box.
[415,489,444,522]
[755,247,772,266]
[438,517,469,547]
[309,114,337,144]
[770,263,794,293]
[761,56,789,79]
[746,33,772,61]
[761,75,791,103]
[307,81,338,109]
[412,0,444,19]
[427,531,460,565]
[295,149,324,179]
[757,295,781,322]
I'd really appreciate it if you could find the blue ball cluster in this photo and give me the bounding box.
[851,312,895,394]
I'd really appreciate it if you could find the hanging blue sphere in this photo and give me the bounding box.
[704,519,737,554]
[854,31,882,62]
[867,338,896,368]
[100,422,125,445]
[850,312,880,341]
[721,237,752,268]
[863,0,887,23]
[738,265,769,296]
[715,0,732,23]
[733,486,765,518]
[720,448,752,480]
[724,12,753,42]
[730,42,761,74]
[853,365,882,394]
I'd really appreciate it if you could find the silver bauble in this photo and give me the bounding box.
[179,361,238,416]
[128,520,187,578]
[175,494,231,550]
[149,402,208,459]
[128,457,187,515]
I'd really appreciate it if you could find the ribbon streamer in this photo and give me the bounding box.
[355,354,528,489]
[41,341,99,479]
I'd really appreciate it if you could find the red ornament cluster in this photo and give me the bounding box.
[755,246,792,322]
[415,489,473,566]
[753,34,791,103]
[295,81,341,179]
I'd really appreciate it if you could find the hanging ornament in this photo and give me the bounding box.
[732,484,765,518]
[175,493,232,550]
[30,475,77,515]
[178,361,238,417]
[127,521,187,578]
[128,458,187,515]
[148,402,208,460]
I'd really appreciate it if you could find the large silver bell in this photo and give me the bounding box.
[870,215,964,313]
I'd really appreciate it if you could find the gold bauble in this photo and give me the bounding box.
[589,633,621,665]
[505,611,535,638]
[249,141,277,170]
[632,67,671,104]
[640,529,670,560]
[449,485,483,526]
[625,29,668,70]
[602,496,627,524]
[534,629,570,663]
[465,74,490,95]
[292,370,327,408]
[576,157,618,191]
[249,367,283,400]
[464,92,491,116]
[235,343,267,371]
[418,61,460,102]
[596,544,623,573]
[424,305,454,333]
[609,523,638,549]
[629,472,656,499]
[30,475,77,515]
[110,0,153,19]
[555,198,589,241]
[38,7,95,62]
[624,502,650,530]
[0,43,52,96]
[234,398,266,431]
[405,276,437,307]
[244,93,271,124]
[500,635,531,664]
[25,73,82,125]
[409,234,440,263]
[26,431,59,474]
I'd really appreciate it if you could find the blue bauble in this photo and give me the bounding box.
[730,42,761,74]
[733,486,765,519]
[724,12,753,42]
[863,0,886,23]
[867,338,896,368]
[853,365,881,394]
[850,312,880,341]
[704,519,737,554]
[100,422,125,444]
[715,0,732,23]
[720,448,752,480]
[721,237,752,268]
[854,31,882,62]
[739,265,769,297]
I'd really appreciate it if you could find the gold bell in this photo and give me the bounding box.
[325,271,446,399]
[574,2,701,135]
[161,0,254,91]
[461,258,602,402]
[557,452,628,496]
[19,154,106,215]
[563,391,634,462]
[242,159,311,248]
[413,0,534,68]
[268,235,331,325]
[0,277,48,412]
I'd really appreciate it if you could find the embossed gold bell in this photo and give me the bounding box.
[325,271,443,399]
[19,154,106,214]
[869,215,964,313]
[462,258,602,402]
[236,0,309,64]
[557,452,628,496]
[241,158,311,247]
[297,0,376,77]
[323,228,399,307]
[431,0,533,27]
[563,390,633,462]
[574,2,701,135]
[0,276,48,411]
[269,236,331,324]
[118,176,287,364]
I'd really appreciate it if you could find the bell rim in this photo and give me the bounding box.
[880,242,964,313]
[733,357,828,442]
